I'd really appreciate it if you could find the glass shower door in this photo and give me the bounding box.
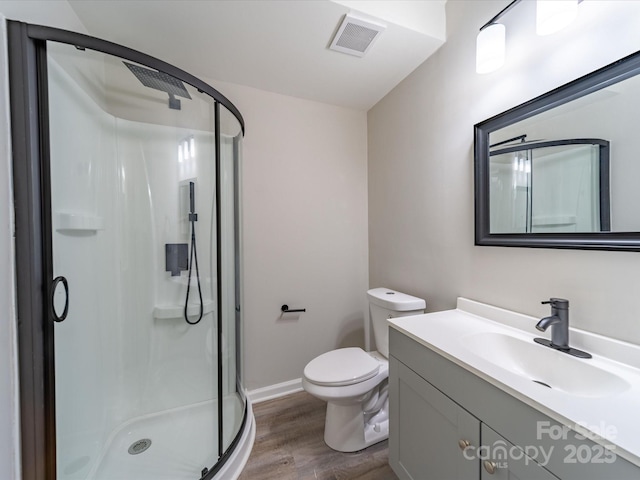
[47,42,223,480]
[219,107,246,453]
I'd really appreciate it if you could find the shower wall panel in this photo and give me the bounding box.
[114,121,218,416]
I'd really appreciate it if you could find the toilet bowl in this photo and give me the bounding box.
[302,288,425,452]
[302,348,389,452]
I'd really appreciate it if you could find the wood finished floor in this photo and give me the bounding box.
[238,391,399,480]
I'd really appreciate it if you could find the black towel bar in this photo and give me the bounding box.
[281,304,306,313]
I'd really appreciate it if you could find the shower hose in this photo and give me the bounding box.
[184,182,204,325]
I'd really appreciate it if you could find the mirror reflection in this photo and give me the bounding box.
[489,139,610,233]
[487,72,640,234]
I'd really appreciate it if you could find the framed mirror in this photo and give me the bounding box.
[475,49,640,250]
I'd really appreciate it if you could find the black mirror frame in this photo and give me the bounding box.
[475,48,640,251]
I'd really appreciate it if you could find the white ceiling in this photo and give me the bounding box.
[66,0,447,111]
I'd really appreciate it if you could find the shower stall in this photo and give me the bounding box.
[9,22,253,480]
[489,138,611,234]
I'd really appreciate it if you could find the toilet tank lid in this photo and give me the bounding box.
[367,287,426,311]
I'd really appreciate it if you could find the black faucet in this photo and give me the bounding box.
[537,298,569,348]
[534,298,591,359]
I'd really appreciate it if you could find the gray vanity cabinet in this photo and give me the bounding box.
[389,328,640,480]
[390,360,479,480]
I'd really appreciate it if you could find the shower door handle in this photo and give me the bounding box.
[50,276,69,322]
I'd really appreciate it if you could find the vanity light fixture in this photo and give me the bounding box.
[476,0,581,74]
[476,23,506,74]
[476,0,520,74]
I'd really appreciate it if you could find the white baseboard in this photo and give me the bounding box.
[247,378,303,404]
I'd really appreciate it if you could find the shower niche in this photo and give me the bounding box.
[9,21,252,480]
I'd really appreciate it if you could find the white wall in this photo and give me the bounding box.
[368,0,640,345]
[214,80,369,391]
[0,0,87,32]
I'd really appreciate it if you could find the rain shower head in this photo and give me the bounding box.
[123,61,192,110]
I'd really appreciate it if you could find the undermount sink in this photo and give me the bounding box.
[462,332,630,398]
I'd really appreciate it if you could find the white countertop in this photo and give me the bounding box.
[389,297,640,468]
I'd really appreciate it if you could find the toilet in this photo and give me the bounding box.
[302,287,426,452]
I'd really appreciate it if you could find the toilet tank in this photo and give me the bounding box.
[367,288,426,358]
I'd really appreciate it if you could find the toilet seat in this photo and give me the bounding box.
[304,347,380,387]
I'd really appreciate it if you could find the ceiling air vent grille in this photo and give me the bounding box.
[329,14,386,58]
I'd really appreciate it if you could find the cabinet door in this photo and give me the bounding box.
[480,424,558,480]
[390,358,480,480]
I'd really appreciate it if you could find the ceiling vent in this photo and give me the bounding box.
[329,14,386,58]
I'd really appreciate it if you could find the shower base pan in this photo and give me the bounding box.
[69,395,253,480]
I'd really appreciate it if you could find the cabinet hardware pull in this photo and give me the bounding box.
[483,460,497,474]
[458,439,470,451]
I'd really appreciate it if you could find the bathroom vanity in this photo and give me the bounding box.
[388,299,640,480]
